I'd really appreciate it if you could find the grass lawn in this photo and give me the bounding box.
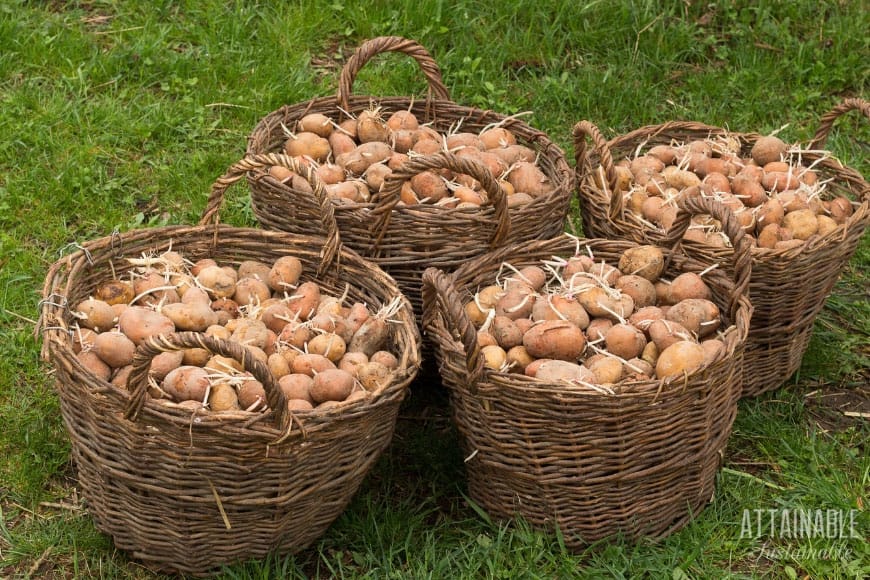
[1,1,867,578]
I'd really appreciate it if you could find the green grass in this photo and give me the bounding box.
[1,0,868,577]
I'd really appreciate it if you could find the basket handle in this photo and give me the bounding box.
[664,196,753,319]
[124,331,290,429]
[369,151,512,251]
[199,153,341,277]
[572,120,624,220]
[337,36,451,111]
[809,97,870,150]
[421,267,484,388]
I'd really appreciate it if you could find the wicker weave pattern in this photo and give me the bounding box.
[244,36,574,333]
[421,197,752,546]
[573,98,869,397]
[39,159,421,576]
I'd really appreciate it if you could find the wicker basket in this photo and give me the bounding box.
[243,36,574,329]
[39,157,421,576]
[421,196,752,547]
[573,98,869,397]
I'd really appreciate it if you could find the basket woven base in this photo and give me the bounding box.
[743,324,816,397]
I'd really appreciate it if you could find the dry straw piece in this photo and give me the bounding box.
[573,98,869,397]
[39,157,421,576]
[242,36,574,330]
[421,196,752,547]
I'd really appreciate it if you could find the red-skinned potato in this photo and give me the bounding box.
[118,307,175,345]
[278,373,315,404]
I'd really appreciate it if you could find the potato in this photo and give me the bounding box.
[481,345,507,370]
[277,320,312,350]
[782,209,819,240]
[649,319,695,352]
[230,319,269,349]
[268,256,303,292]
[342,141,392,175]
[92,331,136,368]
[534,360,595,383]
[118,307,175,345]
[505,345,535,371]
[641,340,659,366]
[77,350,112,381]
[757,223,792,249]
[356,361,391,391]
[287,281,321,321]
[132,271,179,306]
[701,339,725,364]
[284,131,330,161]
[292,113,333,138]
[410,170,449,202]
[161,302,218,332]
[585,318,613,343]
[827,196,854,224]
[522,320,586,361]
[755,197,785,230]
[604,324,647,360]
[816,215,838,237]
[338,352,370,375]
[162,366,211,403]
[237,377,267,410]
[95,280,134,306]
[196,265,237,299]
[287,399,315,412]
[588,356,624,384]
[762,171,799,193]
[489,316,523,349]
[72,327,97,353]
[618,245,665,281]
[291,353,336,376]
[477,330,498,347]
[624,358,654,379]
[356,109,391,144]
[506,161,551,197]
[368,350,397,370]
[307,332,347,362]
[655,341,706,379]
[233,277,272,306]
[267,352,292,379]
[278,373,314,404]
[209,382,240,412]
[628,305,665,332]
[751,135,788,166]
[666,299,721,337]
[75,298,116,332]
[577,287,634,321]
[205,354,243,374]
[495,288,536,320]
[531,294,590,330]
[260,302,294,334]
[731,174,767,208]
[667,273,712,303]
[148,350,184,381]
[615,275,657,308]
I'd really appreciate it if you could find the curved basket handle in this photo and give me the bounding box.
[572,120,624,220]
[421,267,484,388]
[664,196,753,320]
[124,331,291,430]
[200,153,341,277]
[809,97,870,150]
[337,36,451,111]
[370,151,511,251]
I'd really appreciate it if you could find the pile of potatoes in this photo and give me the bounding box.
[604,134,855,249]
[71,250,402,413]
[268,109,554,207]
[463,245,730,384]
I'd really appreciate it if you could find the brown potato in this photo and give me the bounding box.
[92,331,136,368]
[95,280,135,306]
[522,320,586,361]
[615,275,657,308]
[655,340,705,378]
[534,360,595,383]
[356,361,391,391]
[667,273,712,302]
[77,350,112,381]
[490,316,524,349]
[307,332,347,362]
[209,382,240,412]
[118,306,175,345]
[291,353,336,376]
[237,377,267,410]
[287,281,321,321]
[649,319,695,352]
[618,245,665,281]
[666,299,721,337]
[161,302,218,332]
[481,345,508,369]
[751,135,788,166]
[604,324,647,360]
[278,373,314,403]
[782,209,819,240]
[588,356,624,384]
[163,365,210,402]
[75,298,116,332]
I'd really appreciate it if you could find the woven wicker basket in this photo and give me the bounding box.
[421,196,752,547]
[573,98,869,397]
[243,36,574,329]
[39,157,421,576]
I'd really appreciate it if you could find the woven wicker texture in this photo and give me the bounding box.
[573,98,869,397]
[39,157,421,576]
[242,36,574,332]
[421,196,752,547]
